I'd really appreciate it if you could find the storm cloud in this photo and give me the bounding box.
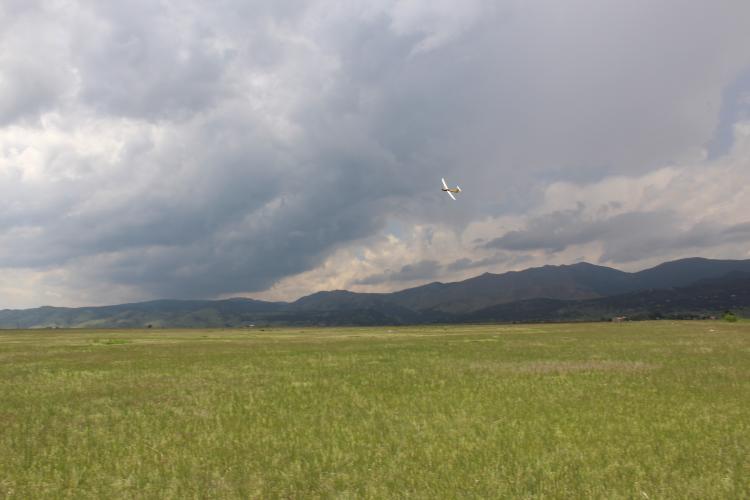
[2,1,750,307]
[485,206,750,263]
[355,259,440,285]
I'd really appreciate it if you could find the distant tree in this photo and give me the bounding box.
[723,311,738,322]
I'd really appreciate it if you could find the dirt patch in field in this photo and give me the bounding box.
[469,360,659,375]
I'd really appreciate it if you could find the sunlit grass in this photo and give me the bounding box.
[1,322,748,498]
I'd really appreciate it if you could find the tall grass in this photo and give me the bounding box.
[1,322,748,498]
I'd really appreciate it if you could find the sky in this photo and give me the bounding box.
[1,0,750,308]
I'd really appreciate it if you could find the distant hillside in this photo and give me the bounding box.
[1,257,749,328]
[283,262,635,315]
[287,257,750,314]
[465,272,750,323]
[632,257,750,289]
[0,298,285,329]
[387,262,638,313]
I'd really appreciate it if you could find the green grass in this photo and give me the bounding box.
[1,322,748,498]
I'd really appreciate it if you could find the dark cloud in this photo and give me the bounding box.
[722,222,750,240]
[446,253,532,272]
[0,4,75,124]
[482,203,675,256]
[484,203,597,253]
[486,206,750,264]
[356,260,441,286]
[72,2,234,119]
[706,66,750,159]
[2,1,750,306]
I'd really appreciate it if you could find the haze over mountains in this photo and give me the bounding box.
[2,257,749,328]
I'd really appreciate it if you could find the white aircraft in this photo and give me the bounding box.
[441,178,461,200]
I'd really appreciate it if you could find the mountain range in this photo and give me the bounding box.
[2,257,749,328]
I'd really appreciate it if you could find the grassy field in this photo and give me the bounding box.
[0,322,748,499]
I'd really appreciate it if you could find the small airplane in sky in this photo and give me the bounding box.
[441,178,461,200]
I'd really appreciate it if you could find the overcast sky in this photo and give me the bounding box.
[1,0,750,308]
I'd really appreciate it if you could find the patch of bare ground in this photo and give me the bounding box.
[469,360,659,375]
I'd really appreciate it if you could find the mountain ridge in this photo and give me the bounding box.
[2,257,750,328]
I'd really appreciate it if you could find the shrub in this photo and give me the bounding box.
[723,311,739,322]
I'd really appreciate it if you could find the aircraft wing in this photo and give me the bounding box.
[441,177,449,190]
[447,190,456,201]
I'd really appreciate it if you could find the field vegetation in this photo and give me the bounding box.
[1,322,748,498]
